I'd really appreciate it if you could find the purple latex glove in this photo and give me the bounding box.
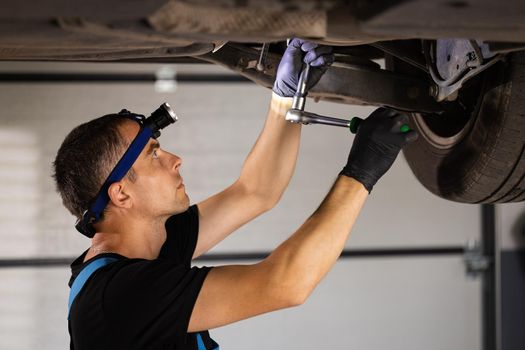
[272,38,334,98]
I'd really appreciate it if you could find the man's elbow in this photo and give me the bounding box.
[273,283,311,309]
[264,272,314,309]
[250,192,279,214]
[259,254,320,309]
[260,193,281,212]
[254,189,283,212]
[257,184,286,211]
[236,179,282,212]
[286,288,310,307]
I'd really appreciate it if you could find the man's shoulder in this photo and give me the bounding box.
[165,204,199,230]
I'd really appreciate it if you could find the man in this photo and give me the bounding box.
[53,39,417,349]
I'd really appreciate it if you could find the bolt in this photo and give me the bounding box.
[467,51,477,61]
[429,84,439,98]
[237,57,246,69]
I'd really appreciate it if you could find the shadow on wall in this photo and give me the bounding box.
[511,210,525,275]
[511,210,525,248]
[502,209,525,350]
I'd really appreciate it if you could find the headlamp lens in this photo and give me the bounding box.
[146,103,178,135]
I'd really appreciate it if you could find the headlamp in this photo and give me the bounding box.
[75,103,178,238]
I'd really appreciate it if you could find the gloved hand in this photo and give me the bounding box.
[340,108,419,193]
[272,38,334,98]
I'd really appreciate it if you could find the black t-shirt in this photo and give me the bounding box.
[68,205,217,350]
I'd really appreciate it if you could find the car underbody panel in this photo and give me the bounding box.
[3,0,523,110]
[2,0,525,61]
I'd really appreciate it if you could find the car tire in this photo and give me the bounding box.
[386,52,525,203]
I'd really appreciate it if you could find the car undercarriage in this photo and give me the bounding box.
[2,0,525,203]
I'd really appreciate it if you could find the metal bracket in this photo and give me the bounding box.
[425,40,503,101]
[464,239,491,278]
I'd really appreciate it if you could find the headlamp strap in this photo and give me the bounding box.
[76,126,153,237]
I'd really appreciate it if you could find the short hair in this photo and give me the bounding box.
[52,114,132,219]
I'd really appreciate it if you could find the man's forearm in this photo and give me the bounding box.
[237,93,301,206]
[264,176,368,302]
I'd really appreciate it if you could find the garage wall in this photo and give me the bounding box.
[0,61,489,349]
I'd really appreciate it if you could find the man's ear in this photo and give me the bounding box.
[107,181,132,209]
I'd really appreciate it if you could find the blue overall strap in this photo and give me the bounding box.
[196,333,220,350]
[68,257,118,320]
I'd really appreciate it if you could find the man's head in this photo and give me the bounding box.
[53,114,188,231]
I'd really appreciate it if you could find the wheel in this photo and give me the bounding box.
[386,52,525,203]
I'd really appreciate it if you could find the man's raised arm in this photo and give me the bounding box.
[194,39,334,258]
[188,108,418,332]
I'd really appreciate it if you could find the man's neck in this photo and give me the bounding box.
[87,215,168,261]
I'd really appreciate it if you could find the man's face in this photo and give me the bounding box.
[118,120,189,218]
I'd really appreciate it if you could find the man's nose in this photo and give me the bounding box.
[171,154,182,171]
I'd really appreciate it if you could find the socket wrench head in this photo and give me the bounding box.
[285,109,310,125]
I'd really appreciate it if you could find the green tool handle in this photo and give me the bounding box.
[349,117,411,134]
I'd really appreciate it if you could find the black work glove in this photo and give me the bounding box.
[340,108,418,193]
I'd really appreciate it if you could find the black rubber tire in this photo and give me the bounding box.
[386,52,525,203]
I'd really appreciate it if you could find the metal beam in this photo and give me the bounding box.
[481,204,501,350]
[0,72,250,83]
[201,44,443,113]
[0,247,465,268]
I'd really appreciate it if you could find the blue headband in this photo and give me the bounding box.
[75,117,152,237]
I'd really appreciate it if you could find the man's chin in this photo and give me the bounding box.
[173,195,190,214]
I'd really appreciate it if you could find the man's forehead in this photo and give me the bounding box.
[116,120,159,162]
[122,118,156,140]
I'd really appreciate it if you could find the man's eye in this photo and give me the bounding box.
[152,149,159,159]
